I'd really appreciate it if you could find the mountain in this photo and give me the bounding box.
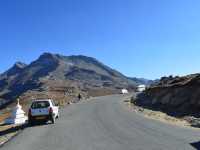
[128,77,154,85]
[136,74,200,117]
[0,62,27,78]
[0,52,142,107]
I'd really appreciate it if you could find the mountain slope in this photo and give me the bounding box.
[0,52,140,107]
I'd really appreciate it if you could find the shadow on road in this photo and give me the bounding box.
[0,122,50,137]
[0,125,23,136]
[27,122,51,128]
[190,141,200,150]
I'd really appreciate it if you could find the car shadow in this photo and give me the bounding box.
[190,141,200,150]
[0,124,26,136]
[0,121,52,137]
[27,122,52,128]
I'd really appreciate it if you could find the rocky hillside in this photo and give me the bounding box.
[0,52,142,108]
[136,74,200,117]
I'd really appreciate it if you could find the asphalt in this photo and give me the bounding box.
[1,94,200,150]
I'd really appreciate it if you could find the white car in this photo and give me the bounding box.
[28,99,59,125]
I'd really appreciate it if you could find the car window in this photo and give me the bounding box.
[31,101,50,109]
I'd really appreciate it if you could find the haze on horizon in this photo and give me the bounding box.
[0,0,200,80]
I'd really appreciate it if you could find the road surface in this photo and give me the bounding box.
[1,95,200,150]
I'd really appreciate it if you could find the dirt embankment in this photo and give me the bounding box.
[127,74,200,128]
[142,74,200,117]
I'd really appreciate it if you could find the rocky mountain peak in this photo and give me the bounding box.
[13,61,27,69]
[38,52,59,61]
[69,55,97,61]
[30,52,60,68]
[3,61,27,77]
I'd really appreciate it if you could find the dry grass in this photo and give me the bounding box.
[0,113,10,123]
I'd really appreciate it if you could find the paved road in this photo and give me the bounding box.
[1,95,200,150]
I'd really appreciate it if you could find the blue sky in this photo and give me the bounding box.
[0,0,200,79]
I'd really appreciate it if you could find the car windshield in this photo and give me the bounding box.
[31,101,50,109]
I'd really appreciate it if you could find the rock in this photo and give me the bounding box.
[161,93,171,104]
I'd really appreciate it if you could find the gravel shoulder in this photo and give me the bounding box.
[123,95,199,130]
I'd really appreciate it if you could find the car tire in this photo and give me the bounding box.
[56,113,60,119]
[28,119,34,126]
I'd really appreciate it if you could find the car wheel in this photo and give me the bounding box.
[28,119,35,126]
[56,113,60,119]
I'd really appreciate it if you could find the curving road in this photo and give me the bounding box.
[1,95,200,150]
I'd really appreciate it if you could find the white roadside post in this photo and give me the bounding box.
[5,99,28,125]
